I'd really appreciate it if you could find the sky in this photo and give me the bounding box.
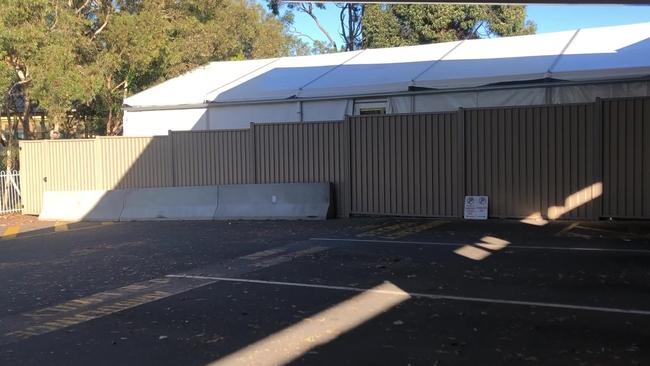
[275,4,650,46]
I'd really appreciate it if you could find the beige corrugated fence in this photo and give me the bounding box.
[602,97,650,219]
[19,96,650,220]
[465,103,600,220]
[348,113,464,217]
[253,121,347,215]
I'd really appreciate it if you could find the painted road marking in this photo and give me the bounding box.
[54,222,69,232]
[0,242,331,345]
[357,220,448,239]
[241,248,287,260]
[555,222,579,237]
[0,276,214,344]
[2,225,20,239]
[167,275,650,317]
[383,221,449,239]
[310,237,650,255]
[0,222,122,242]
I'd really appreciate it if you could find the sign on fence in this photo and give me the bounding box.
[464,196,488,220]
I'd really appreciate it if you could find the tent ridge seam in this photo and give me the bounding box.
[203,57,282,101]
[296,49,369,97]
[547,28,581,78]
[410,39,466,86]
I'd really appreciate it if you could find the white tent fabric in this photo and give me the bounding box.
[124,59,277,107]
[411,31,576,89]
[206,52,363,102]
[297,42,460,98]
[123,108,208,136]
[208,102,300,128]
[124,22,650,109]
[550,23,650,81]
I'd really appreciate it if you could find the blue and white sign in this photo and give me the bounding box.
[464,196,488,220]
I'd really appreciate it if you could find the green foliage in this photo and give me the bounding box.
[0,63,14,105]
[363,4,536,48]
[0,0,293,137]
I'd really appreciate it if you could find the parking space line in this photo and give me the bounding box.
[2,225,20,239]
[556,222,579,236]
[310,237,650,254]
[167,274,650,316]
[0,243,331,345]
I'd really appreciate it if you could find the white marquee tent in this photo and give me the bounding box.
[123,22,650,136]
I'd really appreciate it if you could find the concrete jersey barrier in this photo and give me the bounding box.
[120,186,219,221]
[39,183,332,221]
[39,190,126,222]
[214,183,332,220]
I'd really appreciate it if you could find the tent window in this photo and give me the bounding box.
[354,100,387,115]
[359,107,386,115]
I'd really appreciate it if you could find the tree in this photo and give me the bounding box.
[268,1,338,52]
[363,4,536,48]
[338,3,363,51]
[268,1,363,52]
[1,0,294,138]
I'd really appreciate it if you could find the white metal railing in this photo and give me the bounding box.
[0,170,21,214]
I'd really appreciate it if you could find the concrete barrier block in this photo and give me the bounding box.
[120,186,219,221]
[214,183,332,220]
[39,190,126,222]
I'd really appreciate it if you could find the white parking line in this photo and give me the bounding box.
[166,274,650,316]
[310,237,650,254]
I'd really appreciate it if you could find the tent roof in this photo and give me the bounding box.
[124,22,650,108]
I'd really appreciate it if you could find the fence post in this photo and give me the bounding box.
[93,137,103,190]
[457,108,466,218]
[249,123,257,184]
[342,115,352,218]
[593,98,603,220]
[168,130,176,187]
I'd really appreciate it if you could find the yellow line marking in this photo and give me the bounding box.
[1,223,121,242]
[2,225,20,239]
[357,222,416,238]
[54,222,69,232]
[385,220,449,239]
[556,222,579,236]
[574,224,631,236]
[358,220,449,240]
[6,291,171,340]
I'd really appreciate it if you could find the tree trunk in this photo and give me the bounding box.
[106,106,113,135]
[21,91,32,140]
[348,5,354,51]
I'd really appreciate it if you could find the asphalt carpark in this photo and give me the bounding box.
[0,217,649,365]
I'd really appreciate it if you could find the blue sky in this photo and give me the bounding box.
[273,4,650,46]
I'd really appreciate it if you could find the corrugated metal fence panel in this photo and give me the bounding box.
[465,104,599,219]
[95,136,172,189]
[349,113,463,217]
[254,121,346,215]
[19,141,48,214]
[17,96,650,219]
[46,140,96,191]
[602,97,650,219]
[172,130,251,186]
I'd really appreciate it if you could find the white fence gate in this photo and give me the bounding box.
[0,170,21,214]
